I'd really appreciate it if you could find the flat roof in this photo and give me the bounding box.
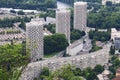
[74,1,87,5]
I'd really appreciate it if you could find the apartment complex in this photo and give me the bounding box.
[74,2,87,31]
[26,21,43,62]
[56,9,71,43]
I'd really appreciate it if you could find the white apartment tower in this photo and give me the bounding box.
[26,21,43,62]
[74,2,87,31]
[56,9,71,43]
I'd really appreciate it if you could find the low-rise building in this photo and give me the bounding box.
[114,37,120,50]
[111,28,120,40]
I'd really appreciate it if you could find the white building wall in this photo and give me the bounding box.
[56,9,70,43]
[67,41,83,56]
[74,2,87,31]
[26,21,43,62]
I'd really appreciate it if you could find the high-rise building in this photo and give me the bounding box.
[26,21,43,62]
[74,1,87,31]
[56,9,71,43]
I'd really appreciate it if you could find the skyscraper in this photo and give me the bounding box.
[74,1,87,31]
[56,9,71,43]
[26,21,43,62]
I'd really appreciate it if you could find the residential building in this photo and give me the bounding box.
[26,21,43,62]
[111,28,120,40]
[114,37,120,50]
[56,9,70,43]
[74,1,87,31]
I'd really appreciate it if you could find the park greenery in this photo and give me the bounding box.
[35,64,104,80]
[87,4,120,29]
[39,10,56,19]
[108,55,120,79]
[0,43,29,80]
[19,19,26,31]
[89,39,102,52]
[71,29,85,41]
[44,24,56,33]
[44,33,69,55]
[0,17,31,28]
[0,0,56,10]
[89,29,111,42]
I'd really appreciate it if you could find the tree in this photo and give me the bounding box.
[73,68,82,76]
[19,19,26,31]
[87,72,98,80]
[0,44,29,80]
[44,33,69,54]
[109,45,115,55]
[17,10,25,15]
[71,29,85,41]
[94,65,104,74]
[106,1,112,6]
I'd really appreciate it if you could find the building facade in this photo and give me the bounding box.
[56,9,71,43]
[74,1,87,31]
[114,37,120,50]
[26,21,43,62]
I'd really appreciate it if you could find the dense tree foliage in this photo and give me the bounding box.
[71,29,85,41]
[109,55,120,79]
[36,64,101,80]
[44,33,69,54]
[89,39,102,52]
[17,10,25,15]
[44,24,55,33]
[0,0,56,10]
[94,65,104,74]
[19,19,26,31]
[0,43,29,79]
[109,45,115,55]
[89,30,111,42]
[0,17,31,28]
[39,10,55,21]
[87,9,120,29]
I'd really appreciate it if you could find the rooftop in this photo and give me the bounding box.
[74,1,87,5]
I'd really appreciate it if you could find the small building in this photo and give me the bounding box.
[114,37,120,50]
[111,28,120,40]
